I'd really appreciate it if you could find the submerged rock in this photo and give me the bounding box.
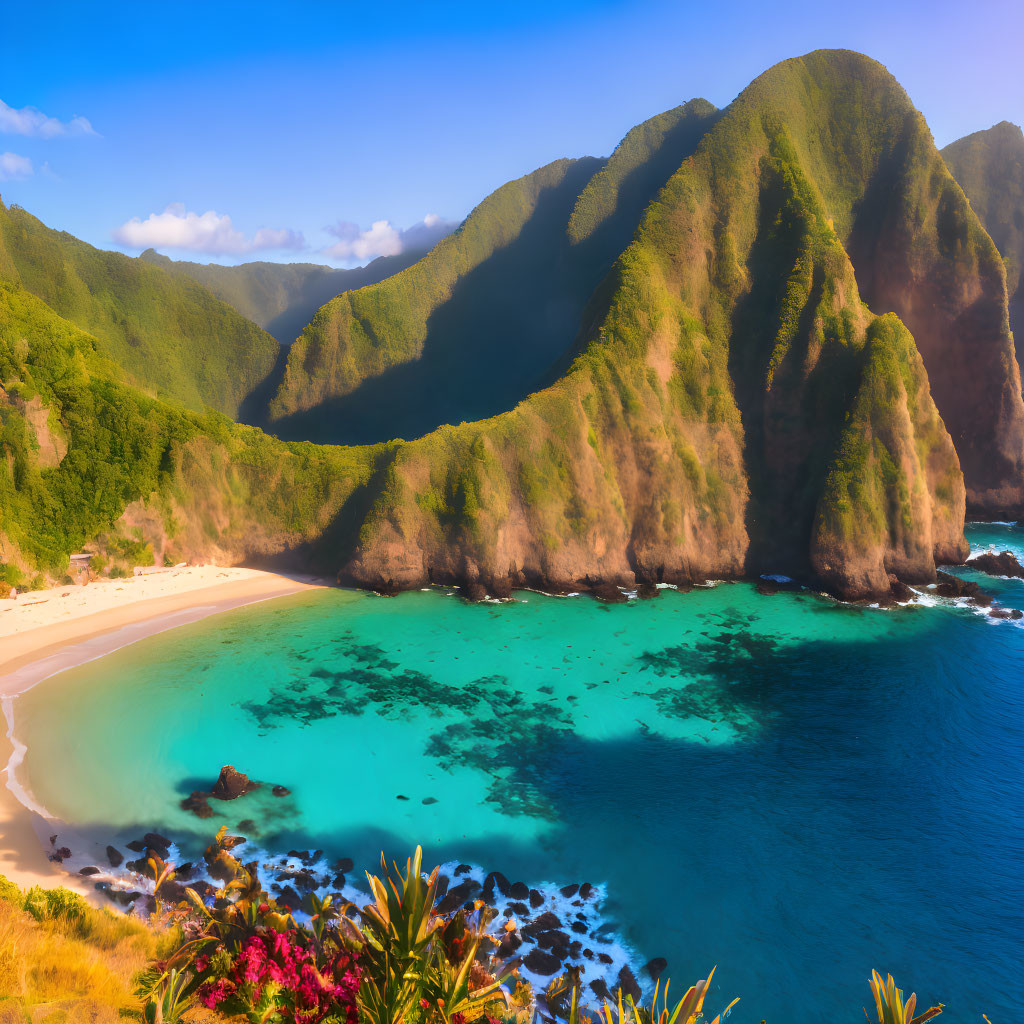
[272,785,291,797]
[105,845,123,868]
[644,956,668,980]
[969,550,1024,578]
[180,791,214,818]
[211,765,259,800]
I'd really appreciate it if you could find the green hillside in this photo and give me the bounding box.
[268,99,719,444]
[0,200,280,417]
[8,50,1024,600]
[139,248,426,345]
[0,272,373,579]
[942,120,1024,335]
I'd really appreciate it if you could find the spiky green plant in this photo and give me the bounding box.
[865,970,944,1024]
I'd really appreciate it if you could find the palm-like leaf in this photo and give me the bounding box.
[866,970,944,1024]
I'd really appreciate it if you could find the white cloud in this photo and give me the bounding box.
[324,213,457,263]
[0,152,33,181]
[111,203,305,255]
[0,99,97,138]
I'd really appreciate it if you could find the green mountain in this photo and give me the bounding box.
[0,200,279,417]
[138,248,427,345]
[267,99,718,444]
[5,50,1024,601]
[942,120,1024,338]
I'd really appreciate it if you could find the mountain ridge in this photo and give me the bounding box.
[5,49,1024,603]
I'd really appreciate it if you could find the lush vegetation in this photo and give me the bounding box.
[0,200,280,416]
[7,49,1020,598]
[0,273,374,580]
[0,841,951,1024]
[139,250,426,347]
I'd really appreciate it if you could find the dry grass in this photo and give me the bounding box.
[0,880,159,1022]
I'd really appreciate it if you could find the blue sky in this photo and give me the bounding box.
[2,0,1021,266]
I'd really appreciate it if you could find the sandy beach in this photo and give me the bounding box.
[0,565,322,896]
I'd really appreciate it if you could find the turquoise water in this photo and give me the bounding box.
[15,524,1024,1021]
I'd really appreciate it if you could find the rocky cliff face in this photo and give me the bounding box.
[5,50,1015,600]
[942,121,1024,483]
[322,51,973,600]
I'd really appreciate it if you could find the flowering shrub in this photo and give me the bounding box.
[193,930,361,1023]
[138,831,516,1024]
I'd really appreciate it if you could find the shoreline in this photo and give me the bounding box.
[0,566,323,896]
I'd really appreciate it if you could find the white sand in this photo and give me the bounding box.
[0,565,323,895]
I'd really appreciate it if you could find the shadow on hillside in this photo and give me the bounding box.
[269,108,720,448]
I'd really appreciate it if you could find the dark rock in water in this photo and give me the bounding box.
[644,956,668,981]
[49,846,71,863]
[144,832,171,849]
[636,583,659,600]
[571,921,588,934]
[276,884,301,910]
[532,911,562,931]
[528,888,544,908]
[422,796,438,805]
[598,952,613,964]
[79,866,100,876]
[236,819,256,832]
[591,582,627,603]
[294,870,318,892]
[583,948,594,959]
[483,871,511,896]
[536,929,571,951]
[509,881,529,900]
[180,791,214,818]
[887,574,914,603]
[396,794,409,801]
[569,940,582,959]
[272,785,291,797]
[969,550,1024,578]
[211,765,259,800]
[105,846,123,868]
[455,863,472,876]
[755,578,781,596]
[989,606,1024,619]
[934,570,989,602]
[126,839,147,853]
[589,979,612,1001]
[176,862,194,880]
[333,872,347,889]
[125,857,148,874]
[436,878,480,915]
[496,933,522,958]
[524,947,563,975]
[616,966,642,1003]
[509,901,529,915]
[579,882,594,899]
[335,857,354,873]
[559,883,579,898]
[461,581,488,602]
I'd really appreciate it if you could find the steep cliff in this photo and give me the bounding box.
[943,121,1024,346]
[5,50,1007,601]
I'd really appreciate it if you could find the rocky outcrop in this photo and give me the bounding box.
[180,766,260,818]
[968,549,1024,578]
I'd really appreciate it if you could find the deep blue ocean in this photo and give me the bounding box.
[15,523,1024,1022]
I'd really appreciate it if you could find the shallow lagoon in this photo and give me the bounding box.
[16,524,1024,1021]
